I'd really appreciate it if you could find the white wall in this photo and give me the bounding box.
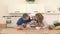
[0,0,60,27]
[9,0,60,12]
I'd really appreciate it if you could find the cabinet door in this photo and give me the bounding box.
[8,4,45,13]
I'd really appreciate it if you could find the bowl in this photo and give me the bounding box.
[30,25,36,28]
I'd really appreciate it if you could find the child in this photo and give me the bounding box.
[35,13,47,28]
[16,13,31,29]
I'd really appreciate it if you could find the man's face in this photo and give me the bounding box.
[24,17,29,20]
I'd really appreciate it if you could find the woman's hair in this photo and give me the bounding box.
[36,13,44,26]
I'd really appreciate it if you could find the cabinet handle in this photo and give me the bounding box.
[15,11,20,13]
[34,11,38,13]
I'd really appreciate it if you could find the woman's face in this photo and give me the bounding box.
[35,15,44,22]
[35,16,38,20]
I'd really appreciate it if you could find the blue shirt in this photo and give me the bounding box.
[16,17,31,26]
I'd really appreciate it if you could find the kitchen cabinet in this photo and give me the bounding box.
[8,4,45,13]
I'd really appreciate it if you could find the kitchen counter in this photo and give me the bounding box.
[1,28,60,34]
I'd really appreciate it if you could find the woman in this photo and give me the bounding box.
[35,13,47,28]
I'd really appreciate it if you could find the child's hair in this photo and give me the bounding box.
[23,13,28,18]
[36,13,44,26]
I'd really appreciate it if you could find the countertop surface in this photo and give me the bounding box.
[1,28,60,34]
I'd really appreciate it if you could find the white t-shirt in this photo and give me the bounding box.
[41,20,48,28]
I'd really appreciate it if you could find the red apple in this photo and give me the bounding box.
[17,27,23,30]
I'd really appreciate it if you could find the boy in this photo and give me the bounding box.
[16,13,31,28]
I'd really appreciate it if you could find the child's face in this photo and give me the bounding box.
[24,17,29,20]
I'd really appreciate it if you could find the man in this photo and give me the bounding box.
[16,13,31,28]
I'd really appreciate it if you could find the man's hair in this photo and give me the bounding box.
[23,13,28,18]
